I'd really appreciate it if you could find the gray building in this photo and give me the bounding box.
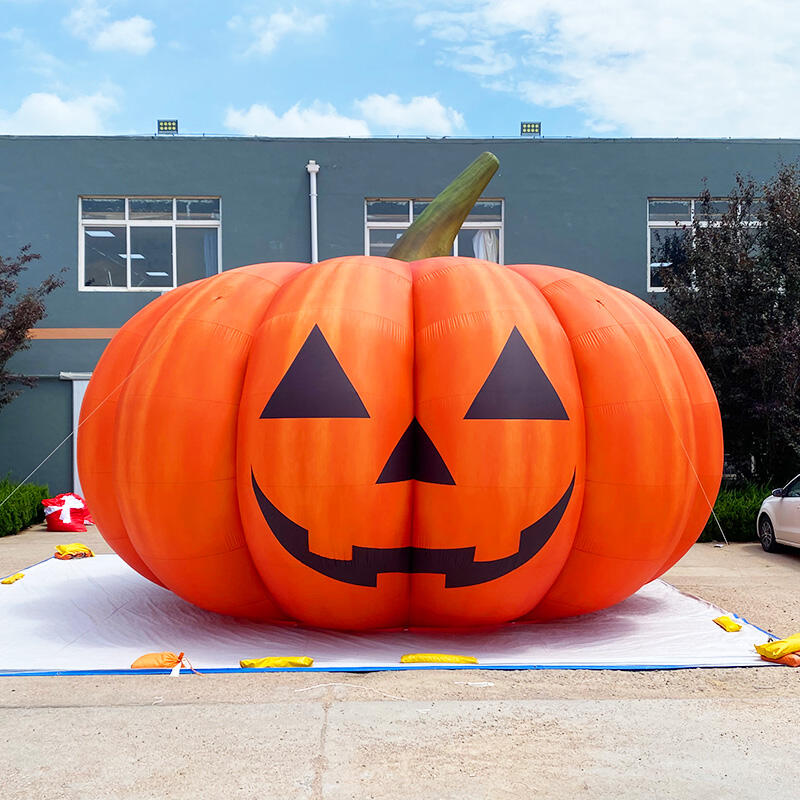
[2,135,799,493]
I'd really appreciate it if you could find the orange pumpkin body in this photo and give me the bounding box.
[78,257,722,630]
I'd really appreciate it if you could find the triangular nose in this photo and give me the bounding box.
[376,418,455,485]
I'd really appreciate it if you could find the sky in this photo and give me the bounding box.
[2,0,800,139]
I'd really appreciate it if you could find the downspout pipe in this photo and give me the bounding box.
[306,160,320,263]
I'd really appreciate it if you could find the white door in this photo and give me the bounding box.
[72,379,89,495]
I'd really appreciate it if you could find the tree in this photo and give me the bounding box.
[0,245,65,410]
[657,164,800,484]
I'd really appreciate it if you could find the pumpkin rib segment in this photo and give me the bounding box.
[598,288,700,575]
[408,259,584,626]
[407,257,420,629]
[113,267,306,620]
[570,283,693,564]
[78,283,197,585]
[616,292,722,577]
[511,265,698,619]
[237,257,415,629]
[592,284,718,580]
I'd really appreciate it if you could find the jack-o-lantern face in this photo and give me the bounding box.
[251,323,575,589]
[238,257,585,629]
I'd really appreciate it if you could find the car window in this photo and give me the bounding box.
[785,477,800,498]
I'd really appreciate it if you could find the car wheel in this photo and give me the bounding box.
[758,515,780,552]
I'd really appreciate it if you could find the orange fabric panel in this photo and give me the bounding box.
[238,257,415,629]
[408,258,584,626]
[110,264,305,620]
[512,265,720,620]
[623,293,723,577]
[77,285,193,584]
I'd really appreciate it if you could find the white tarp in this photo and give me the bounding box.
[0,554,774,674]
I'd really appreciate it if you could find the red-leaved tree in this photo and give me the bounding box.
[0,245,65,410]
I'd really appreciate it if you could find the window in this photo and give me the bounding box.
[647,197,760,291]
[784,476,800,498]
[365,199,503,263]
[79,197,221,290]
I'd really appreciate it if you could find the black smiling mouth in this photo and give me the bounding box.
[250,470,575,588]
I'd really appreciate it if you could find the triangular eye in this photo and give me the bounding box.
[260,325,369,418]
[464,327,568,420]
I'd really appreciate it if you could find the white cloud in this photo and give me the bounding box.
[0,91,117,134]
[228,9,326,57]
[64,0,155,55]
[225,94,466,137]
[94,16,155,55]
[1,27,63,78]
[443,42,514,77]
[1,27,25,42]
[225,101,370,137]
[413,0,800,137]
[355,94,465,135]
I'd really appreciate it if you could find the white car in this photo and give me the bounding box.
[757,474,800,552]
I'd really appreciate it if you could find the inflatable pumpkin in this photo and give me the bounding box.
[78,153,722,630]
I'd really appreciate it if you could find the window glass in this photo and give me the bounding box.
[649,227,689,289]
[785,478,800,498]
[177,228,218,285]
[366,201,410,222]
[129,198,173,219]
[130,227,173,288]
[466,201,502,222]
[695,199,730,221]
[177,198,220,220]
[82,198,125,219]
[412,201,431,219]
[648,200,690,222]
[458,228,500,262]
[84,227,127,287]
[368,228,405,256]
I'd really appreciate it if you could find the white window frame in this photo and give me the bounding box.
[78,196,222,292]
[647,197,761,292]
[364,199,504,263]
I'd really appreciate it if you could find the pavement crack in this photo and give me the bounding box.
[311,686,332,800]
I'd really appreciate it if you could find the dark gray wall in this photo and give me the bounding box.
[2,135,800,492]
[0,378,71,495]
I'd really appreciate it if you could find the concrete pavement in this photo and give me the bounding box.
[2,525,799,798]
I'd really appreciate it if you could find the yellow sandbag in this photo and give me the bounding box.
[0,572,24,585]
[54,543,94,559]
[755,633,800,660]
[713,615,742,632]
[400,653,479,665]
[240,656,314,669]
[131,651,183,669]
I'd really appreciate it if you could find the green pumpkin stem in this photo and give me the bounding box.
[387,151,499,261]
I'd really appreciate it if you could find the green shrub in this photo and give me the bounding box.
[697,483,770,542]
[0,478,49,537]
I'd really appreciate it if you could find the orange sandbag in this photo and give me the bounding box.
[759,653,800,667]
[131,651,184,669]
